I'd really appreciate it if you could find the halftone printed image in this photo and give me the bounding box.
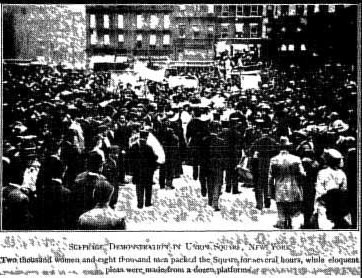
[1,4,359,231]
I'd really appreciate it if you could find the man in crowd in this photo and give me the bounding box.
[2,58,357,230]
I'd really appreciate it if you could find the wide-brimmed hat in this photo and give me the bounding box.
[280,136,293,146]
[332,120,349,133]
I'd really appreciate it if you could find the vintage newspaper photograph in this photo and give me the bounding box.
[0,3,361,277]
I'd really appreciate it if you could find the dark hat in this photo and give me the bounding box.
[87,151,105,172]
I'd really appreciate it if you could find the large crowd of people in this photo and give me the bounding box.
[2,57,358,230]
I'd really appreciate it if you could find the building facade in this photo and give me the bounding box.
[86,5,174,67]
[265,4,357,64]
[172,4,215,61]
[3,5,86,67]
[214,5,267,58]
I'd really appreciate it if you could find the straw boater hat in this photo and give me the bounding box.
[279,136,293,148]
[331,120,349,133]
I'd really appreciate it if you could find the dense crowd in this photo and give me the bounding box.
[2,59,358,230]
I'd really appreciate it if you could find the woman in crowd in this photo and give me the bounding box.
[314,149,348,229]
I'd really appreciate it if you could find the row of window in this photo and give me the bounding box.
[280,44,307,52]
[177,23,260,39]
[89,14,170,30]
[90,31,171,46]
[220,4,341,17]
[221,5,263,17]
[220,23,259,38]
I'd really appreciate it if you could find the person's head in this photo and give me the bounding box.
[323,149,343,169]
[48,156,66,180]
[279,136,293,151]
[87,151,104,173]
[93,180,114,205]
[298,142,314,158]
[119,114,126,125]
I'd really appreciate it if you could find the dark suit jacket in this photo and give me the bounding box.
[36,179,72,229]
[129,142,158,185]
[70,172,108,225]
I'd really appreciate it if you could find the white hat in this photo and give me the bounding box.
[332,120,349,133]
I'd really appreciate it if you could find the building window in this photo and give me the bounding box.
[118,15,124,29]
[319,5,328,14]
[137,15,143,29]
[328,5,335,13]
[150,15,158,30]
[36,48,44,56]
[198,5,208,13]
[103,15,109,29]
[250,5,259,16]
[104,34,110,45]
[301,44,306,51]
[207,4,214,13]
[90,30,97,45]
[314,5,320,13]
[192,25,200,39]
[179,24,186,38]
[281,44,287,51]
[136,34,142,48]
[221,24,229,38]
[266,5,274,17]
[90,14,96,29]
[207,25,214,39]
[288,44,295,51]
[289,5,296,16]
[236,5,243,16]
[164,14,170,29]
[243,6,250,16]
[150,34,156,46]
[235,23,244,38]
[281,5,289,16]
[163,34,170,45]
[250,23,259,38]
[296,5,304,16]
[221,5,230,16]
[307,5,315,15]
[118,34,124,43]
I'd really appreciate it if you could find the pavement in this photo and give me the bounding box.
[115,165,304,231]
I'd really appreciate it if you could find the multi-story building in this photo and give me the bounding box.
[214,5,267,58]
[265,4,357,64]
[3,5,86,67]
[172,4,215,61]
[86,5,174,69]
